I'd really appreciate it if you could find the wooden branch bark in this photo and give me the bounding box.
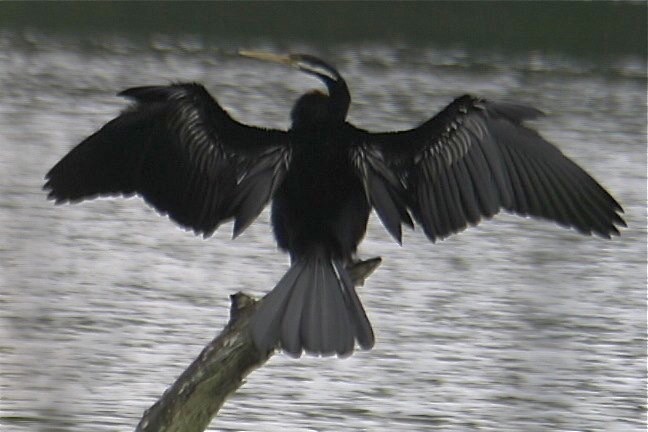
[134,257,382,432]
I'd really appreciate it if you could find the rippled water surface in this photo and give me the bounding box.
[1,20,646,432]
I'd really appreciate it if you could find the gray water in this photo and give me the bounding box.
[1,30,646,432]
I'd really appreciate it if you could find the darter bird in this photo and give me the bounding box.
[44,51,626,357]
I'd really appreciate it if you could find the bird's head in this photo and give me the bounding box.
[239,51,351,127]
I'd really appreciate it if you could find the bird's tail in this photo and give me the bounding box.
[251,249,374,357]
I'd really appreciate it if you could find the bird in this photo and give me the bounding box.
[44,51,626,358]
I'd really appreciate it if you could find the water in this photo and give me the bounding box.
[1,17,646,432]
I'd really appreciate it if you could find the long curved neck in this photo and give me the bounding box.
[289,54,352,128]
[295,54,350,123]
[319,74,350,123]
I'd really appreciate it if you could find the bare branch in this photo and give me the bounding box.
[135,257,382,432]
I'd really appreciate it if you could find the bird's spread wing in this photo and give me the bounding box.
[44,83,291,238]
[349,137,413,244]
[351,95,625,242]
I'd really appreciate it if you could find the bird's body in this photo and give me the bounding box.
[44,52,625,357]
[274,106,370,259]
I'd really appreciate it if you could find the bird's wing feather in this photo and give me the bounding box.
[44,83,291,238]
[351,95,625,242]
[348,140,413,244]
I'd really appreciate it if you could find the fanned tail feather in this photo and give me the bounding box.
[251,250,374,357]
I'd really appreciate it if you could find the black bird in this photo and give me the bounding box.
[44,51,625,357]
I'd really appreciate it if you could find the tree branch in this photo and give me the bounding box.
[135,257,381,432]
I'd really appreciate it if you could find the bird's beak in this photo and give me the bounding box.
[238,50,295,67]
[238,50,340,84]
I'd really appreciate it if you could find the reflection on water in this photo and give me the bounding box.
[1,29,646,432]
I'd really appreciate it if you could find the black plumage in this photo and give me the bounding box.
[44,52,625,357]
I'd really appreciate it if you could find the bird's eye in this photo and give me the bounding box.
[298,62,337,81]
